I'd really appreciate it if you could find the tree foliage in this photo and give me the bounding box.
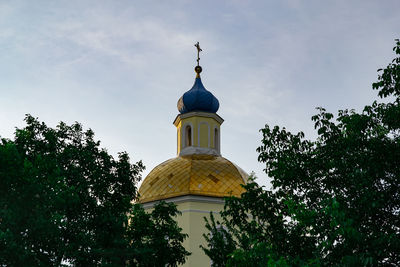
[203,40,400,266]
[0,116,189,266]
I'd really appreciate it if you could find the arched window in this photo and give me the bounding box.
[214,128,219,151]
[185,125,192,147]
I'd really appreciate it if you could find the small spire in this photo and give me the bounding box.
[194,42,203,78]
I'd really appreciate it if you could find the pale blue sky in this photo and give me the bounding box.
[1,0,399,187]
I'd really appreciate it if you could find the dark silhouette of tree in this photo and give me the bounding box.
[0,116,189,266]
[203,39,400,266]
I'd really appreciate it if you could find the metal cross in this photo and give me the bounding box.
[194,42,202,66]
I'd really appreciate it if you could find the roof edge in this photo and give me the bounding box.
[140,194,225,209]
[173,111,224,126]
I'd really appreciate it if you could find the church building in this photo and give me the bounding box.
[138,43,248,266]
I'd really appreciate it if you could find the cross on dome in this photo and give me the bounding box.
[194,41,202,67]
[177,42,219,114]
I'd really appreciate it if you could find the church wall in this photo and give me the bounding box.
[142,197,224,267]
[176,200,224,267]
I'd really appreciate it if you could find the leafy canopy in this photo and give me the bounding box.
[203,39,400,266]
[0,115,189,266]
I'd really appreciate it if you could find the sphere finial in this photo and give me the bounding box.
[194,65,202,77]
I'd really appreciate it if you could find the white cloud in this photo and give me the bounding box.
[1,0,399,188]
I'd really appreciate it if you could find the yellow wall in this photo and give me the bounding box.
[144,199,224,267]
[176,115,220,154]
[199,123,209,147]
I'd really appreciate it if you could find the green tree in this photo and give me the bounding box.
[203,40,400,266]
[0,115,189,266]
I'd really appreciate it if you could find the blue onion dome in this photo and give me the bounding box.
[177,66,219,114]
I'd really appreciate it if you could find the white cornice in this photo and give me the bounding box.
[173,112,224,126]
[141,194,225,209]
[179,146,220,157]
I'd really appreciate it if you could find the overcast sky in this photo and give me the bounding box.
[1,0,399,188]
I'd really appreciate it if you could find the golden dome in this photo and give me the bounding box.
[139,154,248,203]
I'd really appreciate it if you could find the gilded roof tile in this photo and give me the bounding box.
[138,155,248,203]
